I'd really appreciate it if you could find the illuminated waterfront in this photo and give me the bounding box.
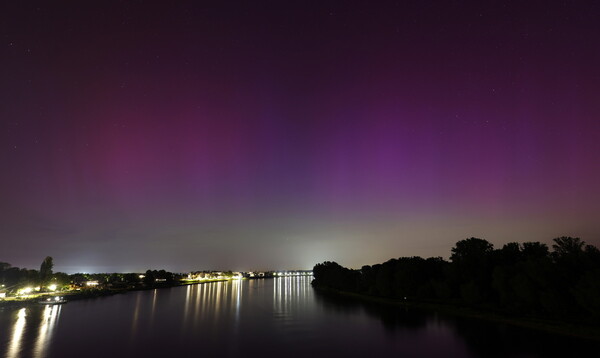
[0,277,597,358]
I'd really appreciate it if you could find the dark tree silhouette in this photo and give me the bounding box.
[552,236,585,261]
[39,256,54,287]
[450,237,494,264]
[521,242,549,259]
[313,236,600,324]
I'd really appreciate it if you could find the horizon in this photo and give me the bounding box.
[2,1,599,273]
[2,235,594,275]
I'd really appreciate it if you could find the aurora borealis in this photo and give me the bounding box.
[1,1,599,272]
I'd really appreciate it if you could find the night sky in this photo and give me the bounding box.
[1,1,599,273]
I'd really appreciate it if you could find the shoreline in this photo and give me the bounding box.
[312,285,600,342]
[0,279,231,308]
[0,277,295,308]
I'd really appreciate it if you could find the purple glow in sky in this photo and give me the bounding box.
[1,1,599,272]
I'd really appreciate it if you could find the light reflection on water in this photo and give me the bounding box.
[33,305,60,358]
[273,275,312,323]
[5,308,27,358]
[1,277,598,358]
[4,305,61,358]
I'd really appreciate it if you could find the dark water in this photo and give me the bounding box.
[1,277,598,358]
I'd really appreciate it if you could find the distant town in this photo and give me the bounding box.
[0,258,312,304]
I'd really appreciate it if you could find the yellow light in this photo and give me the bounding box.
[22,287,33,294]
[48,284,57,291]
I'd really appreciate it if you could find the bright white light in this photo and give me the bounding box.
[20,287,33,295]
[48,284,57,291]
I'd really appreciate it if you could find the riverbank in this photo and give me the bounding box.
[313,285,600,342]
[0,279,231,308]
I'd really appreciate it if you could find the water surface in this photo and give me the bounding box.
[0,277,597,357]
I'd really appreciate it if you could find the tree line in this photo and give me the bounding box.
[0,256,65,290]
[312,237,600,323]
[0,256,178,293]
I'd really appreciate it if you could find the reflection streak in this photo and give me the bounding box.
[131,293,142,336]
[33,305,61,358]
[6,308,27,358]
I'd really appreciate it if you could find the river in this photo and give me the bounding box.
[0,277,597,357]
